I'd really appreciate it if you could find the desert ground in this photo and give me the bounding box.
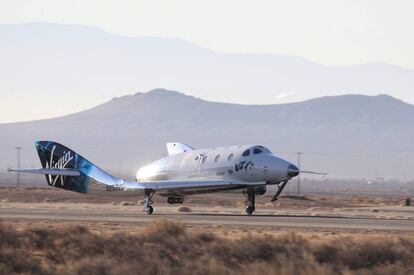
[1,187,414,235]
[1,187,414,274]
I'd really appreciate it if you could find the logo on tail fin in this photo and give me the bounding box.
[45,145,74,186]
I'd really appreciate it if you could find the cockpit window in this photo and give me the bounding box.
[253,148,263,154]
[195,156,199,161]
[215,154,220,162]
[228,153,234,161]
[242,150,251,157]
[257,146,271,153]
[201,155,207,164]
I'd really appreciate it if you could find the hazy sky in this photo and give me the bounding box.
[1,0,414,68]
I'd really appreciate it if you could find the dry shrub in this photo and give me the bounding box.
[1,221,414,275]
[313,236,414,271]
[143,219,186,237]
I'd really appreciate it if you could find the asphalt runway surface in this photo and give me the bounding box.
[1,207,414,231]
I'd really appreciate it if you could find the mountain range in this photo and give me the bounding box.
[2,22,414,122]
[0,89,413,181]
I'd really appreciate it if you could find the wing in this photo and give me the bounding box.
[139,179,248,195]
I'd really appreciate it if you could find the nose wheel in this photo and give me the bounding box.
[243,188,256,215]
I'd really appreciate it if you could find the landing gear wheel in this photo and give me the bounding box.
[245,206,254,215]
[146,206,154,215]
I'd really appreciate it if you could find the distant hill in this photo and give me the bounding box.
[2,22,414,122]
[1,89,414,181]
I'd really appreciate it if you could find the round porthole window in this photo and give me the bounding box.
[215,154,220,162]
[228,153,234,161]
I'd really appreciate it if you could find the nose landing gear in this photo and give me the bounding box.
[243,188,256,215]
[270,180,288,202]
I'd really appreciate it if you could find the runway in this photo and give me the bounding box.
[1,206,413,231]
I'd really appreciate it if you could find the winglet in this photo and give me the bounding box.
[166,143,194,155]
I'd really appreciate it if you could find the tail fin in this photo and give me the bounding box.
[8,141,141,194]
[35,141,126,194]
[35,141,91,193]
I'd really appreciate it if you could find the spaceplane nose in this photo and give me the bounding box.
[287,164,299,178]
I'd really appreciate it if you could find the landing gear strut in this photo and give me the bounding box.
[144,189,155,214]
[243,188,256,215]
[270,180,288,202]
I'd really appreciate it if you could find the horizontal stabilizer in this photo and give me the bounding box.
[8,168,81,177]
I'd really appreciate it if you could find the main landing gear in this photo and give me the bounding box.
[167,196,184,204]
[243,188,256,215]
[144,189,155,215]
